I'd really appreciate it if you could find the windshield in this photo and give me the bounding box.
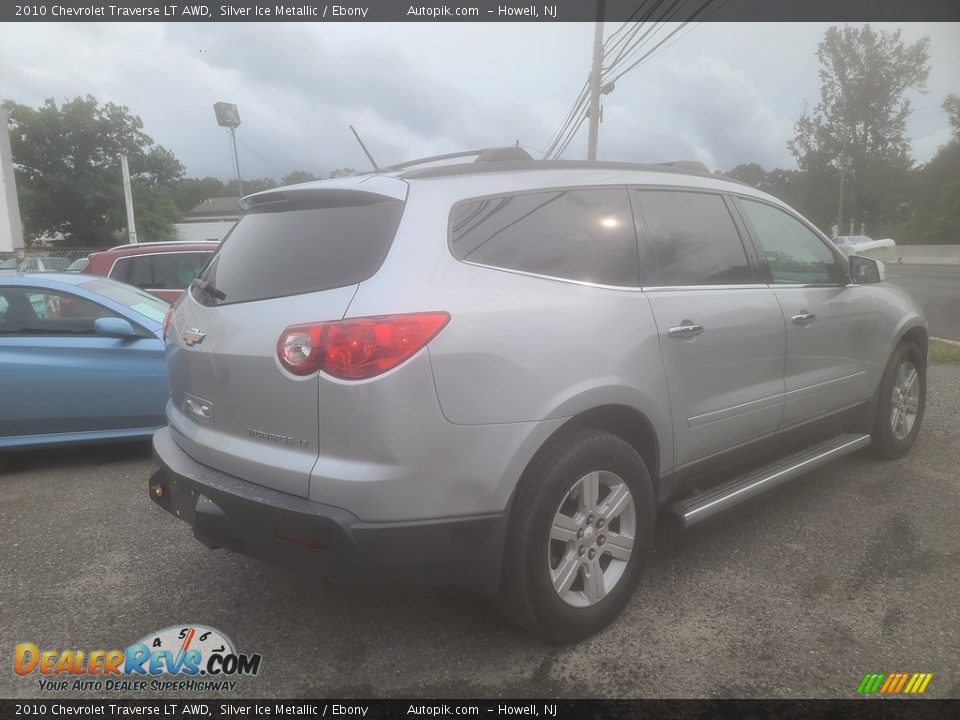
[79,278,170,323]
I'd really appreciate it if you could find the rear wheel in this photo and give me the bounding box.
[871,341,925,459]
[496,429,654,643]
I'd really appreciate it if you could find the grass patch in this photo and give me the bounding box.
[930,338,960,364]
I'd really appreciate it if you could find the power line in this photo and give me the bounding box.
[543,81,590,158]
[606,0,720,86]
[543,0,721,160]
[234,134,288,177]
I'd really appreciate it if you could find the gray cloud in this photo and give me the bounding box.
[2,22,957,180]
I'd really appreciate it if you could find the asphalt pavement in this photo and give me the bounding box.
[1,364,958,700]
[885,264,960,341]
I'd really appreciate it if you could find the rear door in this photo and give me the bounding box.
[166,184,407,498]
[0,286,165,439]
[633,189,786,469]
[735,197,880,427]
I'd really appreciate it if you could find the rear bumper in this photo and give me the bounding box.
[149,427,508,595]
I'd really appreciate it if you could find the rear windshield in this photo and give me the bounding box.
[193,192,404,306]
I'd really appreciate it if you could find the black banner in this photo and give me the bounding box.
[2,0,959,23]
[1,700,959,719]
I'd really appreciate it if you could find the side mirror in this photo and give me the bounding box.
[849,254,886,284]
[94,317,138,339]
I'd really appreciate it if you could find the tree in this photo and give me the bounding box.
[725,162,766,188]
[223,177,277,196]
[3,96,185,246]
[281,170,318,185]
[172,176,229,213]
[945,93,960,140]
[328,167,358,178]
[894,94,960,244]
[790,25,930,236]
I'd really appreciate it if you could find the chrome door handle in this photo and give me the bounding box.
[667,323,704,338]
[791,313,816,325]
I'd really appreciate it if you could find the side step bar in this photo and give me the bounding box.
[673,433,871,527]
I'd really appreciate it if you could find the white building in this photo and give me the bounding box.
[174,197,241,243]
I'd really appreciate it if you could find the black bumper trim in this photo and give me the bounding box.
[150,427,507,595]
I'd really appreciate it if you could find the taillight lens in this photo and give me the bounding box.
[277,312,450,379]
[162,308,173,342]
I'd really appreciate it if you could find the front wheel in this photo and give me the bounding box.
[871,341,926,459]
[496,429,655,643]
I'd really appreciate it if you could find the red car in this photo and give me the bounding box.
[82,241,219,303]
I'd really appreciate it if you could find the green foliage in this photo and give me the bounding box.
[224,177,277,196]
[945,94,960,140]
[172,177,229,213]
[281,169,318,185]
[328,167,358,178]
[171,176,279,214]
[895,141,960,244]
[3,96,184,247]
[726,162,838,233]
[790,25,930,236]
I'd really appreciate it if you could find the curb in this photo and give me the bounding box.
[932,337,960,347]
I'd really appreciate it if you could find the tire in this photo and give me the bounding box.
[871,341,926,459]
[496,428,655,643]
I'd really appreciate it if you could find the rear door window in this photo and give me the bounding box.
[195,191,405,306]
[111,252,211,290]
[449,188,640,286]
[633,190,754,286]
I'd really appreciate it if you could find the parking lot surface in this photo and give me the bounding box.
[2,364,958,700]
[887,264,960,341]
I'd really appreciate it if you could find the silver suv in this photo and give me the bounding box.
[150,149,927,642]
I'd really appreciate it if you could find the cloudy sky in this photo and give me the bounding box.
[1,21,958,180]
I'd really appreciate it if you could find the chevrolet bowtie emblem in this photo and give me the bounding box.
[182,328,207,347]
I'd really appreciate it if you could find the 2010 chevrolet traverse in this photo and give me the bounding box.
[150,148,926,642]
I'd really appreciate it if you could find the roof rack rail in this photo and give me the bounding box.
[397,158,747,184]
[655,160,710,173]
[382,146,532,172]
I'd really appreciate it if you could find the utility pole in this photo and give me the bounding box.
[119,153,138,244]
[586,0,605,161]
[837,142,850,236]
[0,107,24,252]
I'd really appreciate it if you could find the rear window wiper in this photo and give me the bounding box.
[191,278,226,301]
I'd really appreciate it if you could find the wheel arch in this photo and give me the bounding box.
[513,404,663,506]
[898,324,928,360]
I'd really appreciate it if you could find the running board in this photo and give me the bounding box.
[673,433,871,527]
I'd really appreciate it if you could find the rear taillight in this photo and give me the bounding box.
[162,308,173,341]
[277,312,450,379]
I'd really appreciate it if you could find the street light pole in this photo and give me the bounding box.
[229,126,243,197]
[586,0,605,161]
[213,102,243,196]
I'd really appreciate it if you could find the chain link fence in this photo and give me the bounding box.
[0,248,91,272]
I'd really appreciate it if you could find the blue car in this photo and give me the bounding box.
[0,273,170,450]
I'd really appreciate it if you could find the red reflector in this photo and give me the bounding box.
[277,312,450,379]
[273,531,326,550]
[162,308,173,341]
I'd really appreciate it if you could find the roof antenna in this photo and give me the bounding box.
[350,125,380,172]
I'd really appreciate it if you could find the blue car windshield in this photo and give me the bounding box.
[79,279,170,323]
